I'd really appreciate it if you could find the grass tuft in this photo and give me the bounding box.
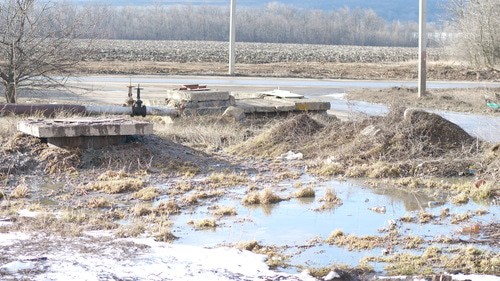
[293,186,315,198]
[85,178,145,194]
[133,187,160,201]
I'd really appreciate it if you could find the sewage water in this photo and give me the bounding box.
[158,175,498,273]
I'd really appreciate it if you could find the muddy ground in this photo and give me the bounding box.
[76,61,500,82]
[75,40,500,81]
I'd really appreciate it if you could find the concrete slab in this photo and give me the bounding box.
[166,90,230,102]
[17,118,153,149]
[261,89,304,99]
[236,99,296,113]
[18,118,153,138]
[295,100,331,111]
[236,98,329,113]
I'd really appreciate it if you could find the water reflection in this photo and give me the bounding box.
[167,175,498,273]
[370,187,436,212]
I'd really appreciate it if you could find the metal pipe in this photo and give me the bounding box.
[0,103,86,116]
[0,104,178,117]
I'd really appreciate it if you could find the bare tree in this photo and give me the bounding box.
[0,0,95,103]
[447,0,500,68]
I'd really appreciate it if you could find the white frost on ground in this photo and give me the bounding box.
[376,275,500,281]
[17,209,40,218]
[0,232,30,246]
[450,274,500,281]
[0,231,315,281]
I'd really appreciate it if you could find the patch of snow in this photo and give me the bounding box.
[0,233,315,281]
[0,221,13,227]
[279,151,304,161]
[17,209,39,218]
[83,230,115,238]
[0,232,30,246]
[0,260,36,273]
[323,270,340,280]
[450,274,500,281]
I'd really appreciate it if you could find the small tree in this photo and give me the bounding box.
[0,0,95,103]
[447,0,500,68]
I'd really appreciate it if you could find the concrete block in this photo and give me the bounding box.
[222,106,246,122]
[166,90,230,102]
[295,100,331,111]
[17,118,153,138]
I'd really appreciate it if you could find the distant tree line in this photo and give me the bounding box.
[77,3,433,47]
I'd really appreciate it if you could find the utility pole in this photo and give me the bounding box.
[418,0,427,98]
[228,0,236,75]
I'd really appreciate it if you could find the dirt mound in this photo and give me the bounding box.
[79,135,229,176]
[298,109,482,178]
[267,114,323,144]
[229,114,323,158]
[1,133,229,184]
[403,109,476,150]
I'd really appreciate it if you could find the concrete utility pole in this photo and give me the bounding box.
[418,0,427,98]
[228,0,236,75]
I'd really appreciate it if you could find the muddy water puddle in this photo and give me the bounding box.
[154,175,498,273]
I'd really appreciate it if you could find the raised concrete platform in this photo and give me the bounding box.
[148,86,329,116]
[234,91,330,114]
[17,118,153,149]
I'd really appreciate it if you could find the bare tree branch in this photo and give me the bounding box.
[0,0,98,103]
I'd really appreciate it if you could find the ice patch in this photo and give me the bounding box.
[1,260,36,273]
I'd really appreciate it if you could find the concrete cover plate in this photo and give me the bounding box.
[17,118,153,138]
[261,89,304,99]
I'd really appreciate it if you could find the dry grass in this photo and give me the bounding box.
[418,211,434,223]
[451,213,472,224]
[452,192,470,204]
[229,114,323,158]
[365,246,499,275]
[154,200,180,216]
[403,236,424,249]
[212,205,237,217]
[133,187,160,201]
[98,170,130,181]
[242,188,283,205]
[203,172,249,188]
[326,230,384,251]
[153,228,178,242]
[347,87,499,115]
[233,106,485,183]
[293,186,315,198]
[85,178,145,194]
[86,197,112,208]
[131,203,153,217]
[188,218,217,229]
[10,184,29,199]
[156,115,248,151]
[114,223,146,238]
[316,189,343,211]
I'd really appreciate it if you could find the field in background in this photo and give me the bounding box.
[75,40,499,81]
